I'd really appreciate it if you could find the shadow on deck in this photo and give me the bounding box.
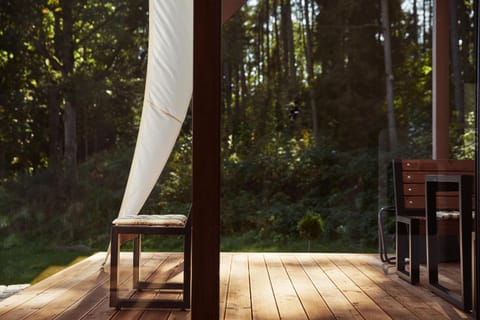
[0,252,473,319]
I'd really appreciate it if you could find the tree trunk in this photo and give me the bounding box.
[281,0,297,100]
[265,0,271,79]
[224,60,233,152]
[61,0,77,182]
[0,148,5,179]
[457,0,473,82]
[380,0,397,151]
[303,0,318,141]
[47,84,62,173]
[449,0,464,130]
[240,59,248,125]
[64,101,77,181]
[424,0,433,47]
[412,0,418,44]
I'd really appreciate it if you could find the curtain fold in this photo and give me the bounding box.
[117,0,193,218]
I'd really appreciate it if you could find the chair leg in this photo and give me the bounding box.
[378,206,396,264]
[184,228,191,309]
[109,224,191,310]
[133,234,141,289]
[396,216,420,284]
[409,219,420,284]
[110,228,120,308]
[396,219,408,275]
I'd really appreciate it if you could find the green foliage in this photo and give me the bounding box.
[0,238,92,284]
[0,1,475,264]
[0,137,194,249]
[0,0,148,179]
[220,131,381,249]
[297,210,324,251]
[452,111,475,159]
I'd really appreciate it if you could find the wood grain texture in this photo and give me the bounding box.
[0,252,473,320]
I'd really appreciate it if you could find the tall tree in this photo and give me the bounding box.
[449,0,464,131]
[302,0,318,140]
[313,0,384,148]
[280,0,297,100]
[381,0,397,150]
[0,0,149,179]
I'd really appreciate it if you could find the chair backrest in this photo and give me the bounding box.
[392,159,474,216]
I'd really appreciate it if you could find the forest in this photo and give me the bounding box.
[0,0,477,262]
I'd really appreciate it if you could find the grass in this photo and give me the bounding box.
[0,240,93,285]
[0,233,377,285]
[137,231,378,253]
[220,234,377,253]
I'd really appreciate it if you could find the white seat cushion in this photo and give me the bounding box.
[436,211,460,219]
[113,214,187,226]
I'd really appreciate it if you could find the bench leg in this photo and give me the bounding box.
[409,219,420,284]
[133,234,141,289]
[110,228,120,308]
[396,216,420,284]
[184,227,191,309]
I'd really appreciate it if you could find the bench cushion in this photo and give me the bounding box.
[113,214,187,226]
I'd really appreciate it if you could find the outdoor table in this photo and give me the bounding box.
[425,174,473,312]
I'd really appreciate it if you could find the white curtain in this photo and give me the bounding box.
[117,0,193,218]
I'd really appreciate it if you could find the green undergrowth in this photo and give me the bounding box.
[0,233,377,285]
[220,233,377,253]
[0,239,93,285]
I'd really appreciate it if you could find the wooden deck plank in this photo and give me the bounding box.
[219,252,233,320]
[0,252,474,320]
[53,252,162,320]
[298,255,363,319]
[314,255,392,320]
[280,255,334,320]
[358,255,471,319]
[347,254,469,320]
[134,254,186,320]
[54,273,109,320]
[0,253,107,320]
[346,255,448,319]
[264,254,307,320]
[224,253,251,320]
[0,253,102,317]
[248,254,279,320]
[332,255,419,319]
[24,269,110,320]
[75,252,170,320]
[437,263,462,295]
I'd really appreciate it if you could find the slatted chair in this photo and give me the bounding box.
[392,159,474,284]
[109,210,191,310]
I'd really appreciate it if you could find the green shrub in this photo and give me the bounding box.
[297,210,324,251]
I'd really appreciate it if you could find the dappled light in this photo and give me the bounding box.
[0,252,473,319]
[0,0,479,317]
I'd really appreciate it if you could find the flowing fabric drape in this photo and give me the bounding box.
[117,0,193,218]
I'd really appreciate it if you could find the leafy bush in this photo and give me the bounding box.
[297,210,324,251]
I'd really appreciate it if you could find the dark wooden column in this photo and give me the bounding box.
[432,0,450,159]
[474,0,479,316]
[192,0,221,319]
[222,0,247,22]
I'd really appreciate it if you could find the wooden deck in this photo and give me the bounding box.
[0,252,473,319]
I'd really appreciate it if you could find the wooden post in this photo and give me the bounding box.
[222,0,247,23]
[474,0,479,316]
[192,0,221,319]
[432,0,450,159]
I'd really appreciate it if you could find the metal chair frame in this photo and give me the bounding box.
[109,215,191,310]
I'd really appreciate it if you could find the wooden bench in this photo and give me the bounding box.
[110,213,191,310]
[392,159,474,285]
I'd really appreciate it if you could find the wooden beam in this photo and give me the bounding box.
[474,0,480,315]
[222,0,247,23]
[192,0,221,319]
[432,0,450,159]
